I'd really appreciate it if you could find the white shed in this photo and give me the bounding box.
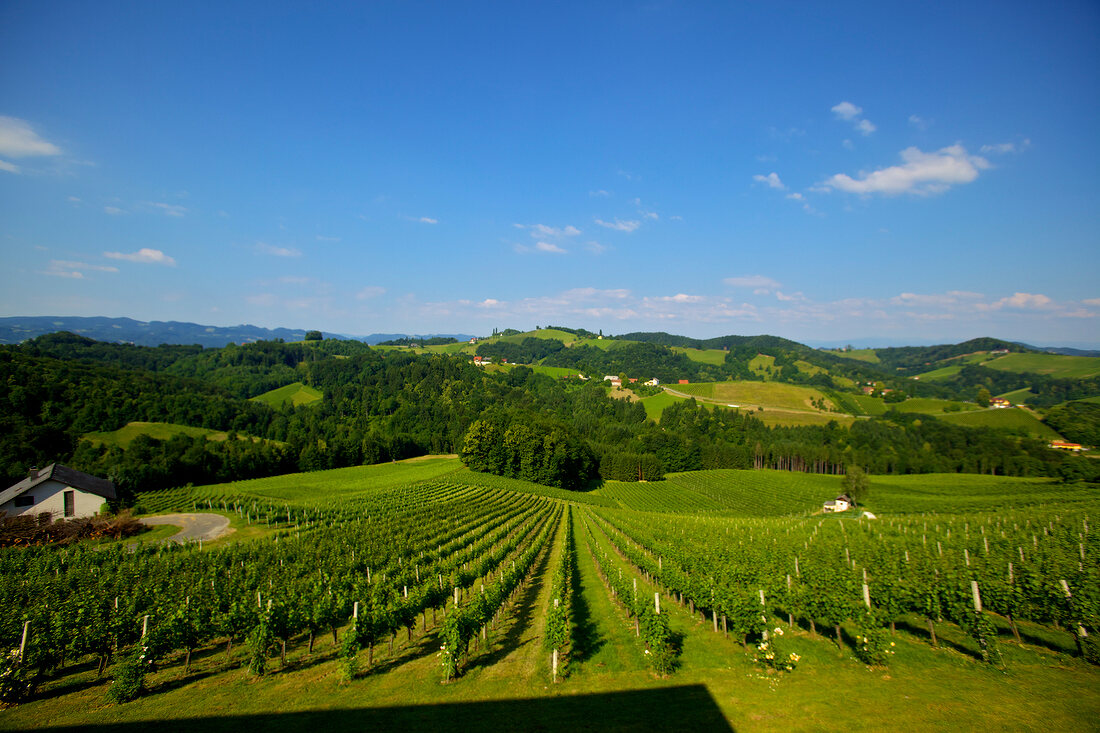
[0,464,116,520]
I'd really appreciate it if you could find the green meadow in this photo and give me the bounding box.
[250,382,323,408]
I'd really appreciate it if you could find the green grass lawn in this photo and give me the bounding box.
[827,348,881,364]
[889,397,980,415]
[669,381,832,412]
[250,382,323,408]
[639,390,685,420]
[912,364,962,380]
[83,421,269,448]
[671,347,726,365]
[998,387,1037,404]
[938,407,1062,439]
[982,352,1100,379]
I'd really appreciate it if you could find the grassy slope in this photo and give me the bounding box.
[671,346,726,365]
[983,352,1100,379]
[938,407,1062,439]
[84,421,266,448]
[250,382,323,408]
[670,381,831,411]
[825,348,881,364]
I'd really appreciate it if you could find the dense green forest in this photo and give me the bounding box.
[1,332,1096,499]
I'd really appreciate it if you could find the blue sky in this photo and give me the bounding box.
[1,1,1098,346]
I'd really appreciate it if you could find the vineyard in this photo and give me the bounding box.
[1,461,1098,731]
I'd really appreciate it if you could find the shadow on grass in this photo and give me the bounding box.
[472,542,552,671]
[570,560,605,664]
[38,684,733,732]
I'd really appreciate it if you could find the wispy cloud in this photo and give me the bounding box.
[103,206,123,215]
[417,216,438,224]
[820,145,990,196]
[0,160,19,174]
[981,139,1029,155]
[595,218,640,232]
[0,116,62,158]
[149,202,187,217]
[255,242,302,257]
[724,275,781,290]
[356,286,386,300]
[104,248,177,266]
[40,259,119,279]
[535,241,567,254]
[589,189,610,197]
[909,114,931,130]
[831,101,876,136]
[516,223,581,238]
[753,172,786,190]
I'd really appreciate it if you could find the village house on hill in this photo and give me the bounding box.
[0,464,116,520]
[823,494,853,513]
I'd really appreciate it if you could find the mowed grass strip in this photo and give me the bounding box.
[83,421,255,448]
[938,406,1062,439]
[982,352,1100,379]
[250,381,323,408]
[668,381,833,412]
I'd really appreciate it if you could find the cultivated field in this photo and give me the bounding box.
[84,421,270,448]
[2,461,1098,732]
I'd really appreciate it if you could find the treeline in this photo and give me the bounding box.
[476,337,565,364]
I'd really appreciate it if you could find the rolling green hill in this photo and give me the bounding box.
[938,407,1062,439]
[982,352,1100,379]
[83,421,261,448]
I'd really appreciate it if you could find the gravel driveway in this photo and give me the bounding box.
[139,513,234,544]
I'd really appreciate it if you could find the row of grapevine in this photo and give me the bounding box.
[544,506,575,681]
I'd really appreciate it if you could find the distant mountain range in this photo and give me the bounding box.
[0,316,472,348]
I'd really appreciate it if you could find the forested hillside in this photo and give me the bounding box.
[2,331,1096,500]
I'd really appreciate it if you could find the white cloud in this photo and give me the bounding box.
[786,192,804,201]
[519,223,581,238]
[1083,298,1100,307]
[589,189,610,197]
[356,286,386,300]
[0,159,19,174]
[595,218,640,232]
[855,119,877,135]
[42,268,83,279]
[641,211,659,220]
[909,114,931,130]
[981,140,1029,155]
[831,101,875,136]
[103,248,177,266]
[753,172,786,190]
[150,202,187,217]
[67,196,81,202]
[418,217,438,224]
[775,291,806,302]
[0,116,62,158]
[821,145,990,196]
[831,102,862,120]
[103,206,123,215]
[990,292,1052,310]
[656,293,703,303]
[724,275,781,289]
[255,242,301,258]
[585,240,608,255]
[51,259,118,274]
[535,241,567,254]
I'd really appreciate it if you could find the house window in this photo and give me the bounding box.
[63,490,75,518]
[14,495,34,507]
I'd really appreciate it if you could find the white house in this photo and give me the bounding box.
[645,378,660,387]
[823,494,853,513]
[0,464,116,520]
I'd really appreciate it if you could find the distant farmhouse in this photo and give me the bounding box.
[823,494,853,513]
[0,464,116,520]
[1049,441,1085,452]
[990,397,1012,409]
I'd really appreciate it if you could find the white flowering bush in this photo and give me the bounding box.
[853,611,892,666]
[106,644,153,703]
[0,648,33,705]
[753,627,798,673]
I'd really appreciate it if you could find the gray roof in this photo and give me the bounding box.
[0,464,116,506]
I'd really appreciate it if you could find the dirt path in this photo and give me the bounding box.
[139,513,234,543]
